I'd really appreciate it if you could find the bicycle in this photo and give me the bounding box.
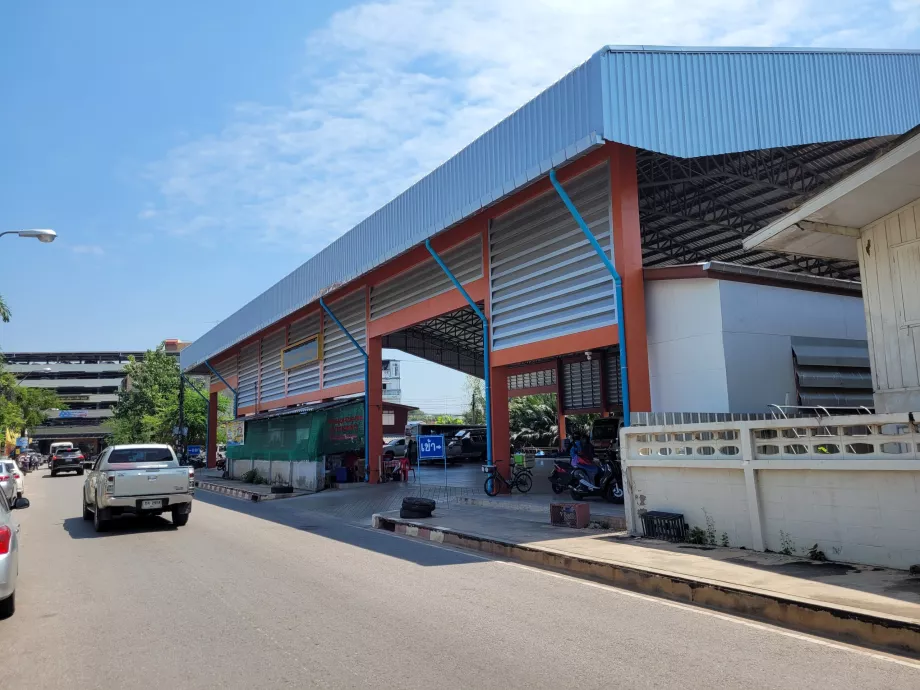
[482,463,533,496]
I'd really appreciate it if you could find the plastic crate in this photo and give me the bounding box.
[640,511,688,542]
[513,451,536,469]
[550,502,590,528]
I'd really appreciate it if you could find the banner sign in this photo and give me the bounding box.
[225,420,245,446]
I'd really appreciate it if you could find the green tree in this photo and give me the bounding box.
[462,375,485,425]
[14,387,65,435]
[0,295,10,323]
[509,393,559,448]
[110,346,231,446]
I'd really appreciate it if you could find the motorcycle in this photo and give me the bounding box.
[549,459,575,494]
[569,454,624,503]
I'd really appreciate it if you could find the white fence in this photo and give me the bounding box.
[621,413,920,569]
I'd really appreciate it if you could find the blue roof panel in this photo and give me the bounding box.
[182,46,920,371]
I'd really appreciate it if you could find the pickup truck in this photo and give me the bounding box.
[82,444,194,532]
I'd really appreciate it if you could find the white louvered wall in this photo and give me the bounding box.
[490,165,615,351]
[258,329,286,405]
[238,343,259,408]
[322,291,367,389]
[370,236,482,320]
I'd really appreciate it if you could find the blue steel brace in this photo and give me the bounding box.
[182,374,211,459]
[424,239,493,466]
[549,169,631,426]
[319,297,370,478]
[204,360,238,418]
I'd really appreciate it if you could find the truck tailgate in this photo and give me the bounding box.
[111,464,190,497]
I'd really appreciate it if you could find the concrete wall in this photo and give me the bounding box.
[622,414,920,569]
[719,281,867,412]
[645,279,728,412]
[630,466,753,547]
[858,198,920,412]
[758,469,920,568]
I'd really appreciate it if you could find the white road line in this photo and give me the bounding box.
[362,524,920,670]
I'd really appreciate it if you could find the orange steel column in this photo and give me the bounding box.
[207,391,218,469]
[367,335,384,484]
[489,365,511,490]
[609,143,652,413]
[555,358,567,450]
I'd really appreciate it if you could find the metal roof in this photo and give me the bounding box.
[182,46,920,372]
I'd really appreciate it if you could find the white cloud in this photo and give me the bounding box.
[71,244,105,256]
[144,0,920,252]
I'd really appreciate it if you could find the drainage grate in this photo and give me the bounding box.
[640,511,688,542]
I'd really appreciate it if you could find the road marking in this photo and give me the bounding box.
[363,524,920,670]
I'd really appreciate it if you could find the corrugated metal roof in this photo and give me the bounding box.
[601,46,920,157]
[182,46,920,371]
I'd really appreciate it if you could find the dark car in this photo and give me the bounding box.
[50,449,86,477]
[589,417,622,459]
[446,428,488,463]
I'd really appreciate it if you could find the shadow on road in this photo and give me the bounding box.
[195,491,484,567]
[62,515,177,539]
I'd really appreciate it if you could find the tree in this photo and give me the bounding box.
[110,346,231,445]
[509,393,559,448]
[462,375,485,425]
[15,387,64,435]
[0,295,10,323]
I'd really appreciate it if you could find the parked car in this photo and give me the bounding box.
[0,463,20,503]
[589,417,622,459]
[446,428,488,462]
[83,444,194,532]
[0,489,30,618]
[8,462,23,499]
[382,437,408,460]
[50,448,86,476]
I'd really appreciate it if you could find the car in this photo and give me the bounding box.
[589,417,623,459]
[50,448,86,476]
[0,489,30,618]
[83,444,194,532]
[8,462,24,499]
[0,463,20,503]
[382,437,408,460]
[446,428,488,462]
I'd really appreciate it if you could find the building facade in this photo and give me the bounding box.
[179,47,920,483]
[4,351,143,453]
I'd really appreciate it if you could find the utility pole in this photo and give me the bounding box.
[178,374,187,464]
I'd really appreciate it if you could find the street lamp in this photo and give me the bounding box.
[0,228,57,243]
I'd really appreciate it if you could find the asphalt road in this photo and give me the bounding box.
[4,469,920,689]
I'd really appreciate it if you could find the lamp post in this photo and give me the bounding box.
[0,229,57,243]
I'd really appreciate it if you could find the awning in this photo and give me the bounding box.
[790,336,870,368]
[744,127,920,260]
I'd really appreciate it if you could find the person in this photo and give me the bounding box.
[570,432,599,487]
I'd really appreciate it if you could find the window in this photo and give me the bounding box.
[107,448,176,464]
[382,410,395,426]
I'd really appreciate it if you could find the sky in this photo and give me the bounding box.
[2,0,920,412]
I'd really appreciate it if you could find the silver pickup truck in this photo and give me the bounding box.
[82,444,194,532]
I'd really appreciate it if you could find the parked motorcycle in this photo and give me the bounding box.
[549,459,574,494]
[569,455,624,503]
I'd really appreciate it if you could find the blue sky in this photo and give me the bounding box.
[2,0,920,412]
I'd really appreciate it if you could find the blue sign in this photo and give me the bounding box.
[187,445,202,457]
[417,435,445,460]
[16,437,28,448]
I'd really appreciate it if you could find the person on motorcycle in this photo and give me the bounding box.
[570,433,599,488]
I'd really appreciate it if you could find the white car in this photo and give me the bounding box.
[83,444,194,532]
[0,462,23,500]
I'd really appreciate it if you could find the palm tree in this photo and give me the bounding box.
[0,294,9,323]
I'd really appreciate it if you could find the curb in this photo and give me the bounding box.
[195,481,304,502]
[454,496,627,530]
[373,513,920,657]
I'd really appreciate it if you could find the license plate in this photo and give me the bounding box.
[141,499,163,510]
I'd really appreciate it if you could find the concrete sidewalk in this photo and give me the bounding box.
[195,470,310,502]
[373,503,920,655]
